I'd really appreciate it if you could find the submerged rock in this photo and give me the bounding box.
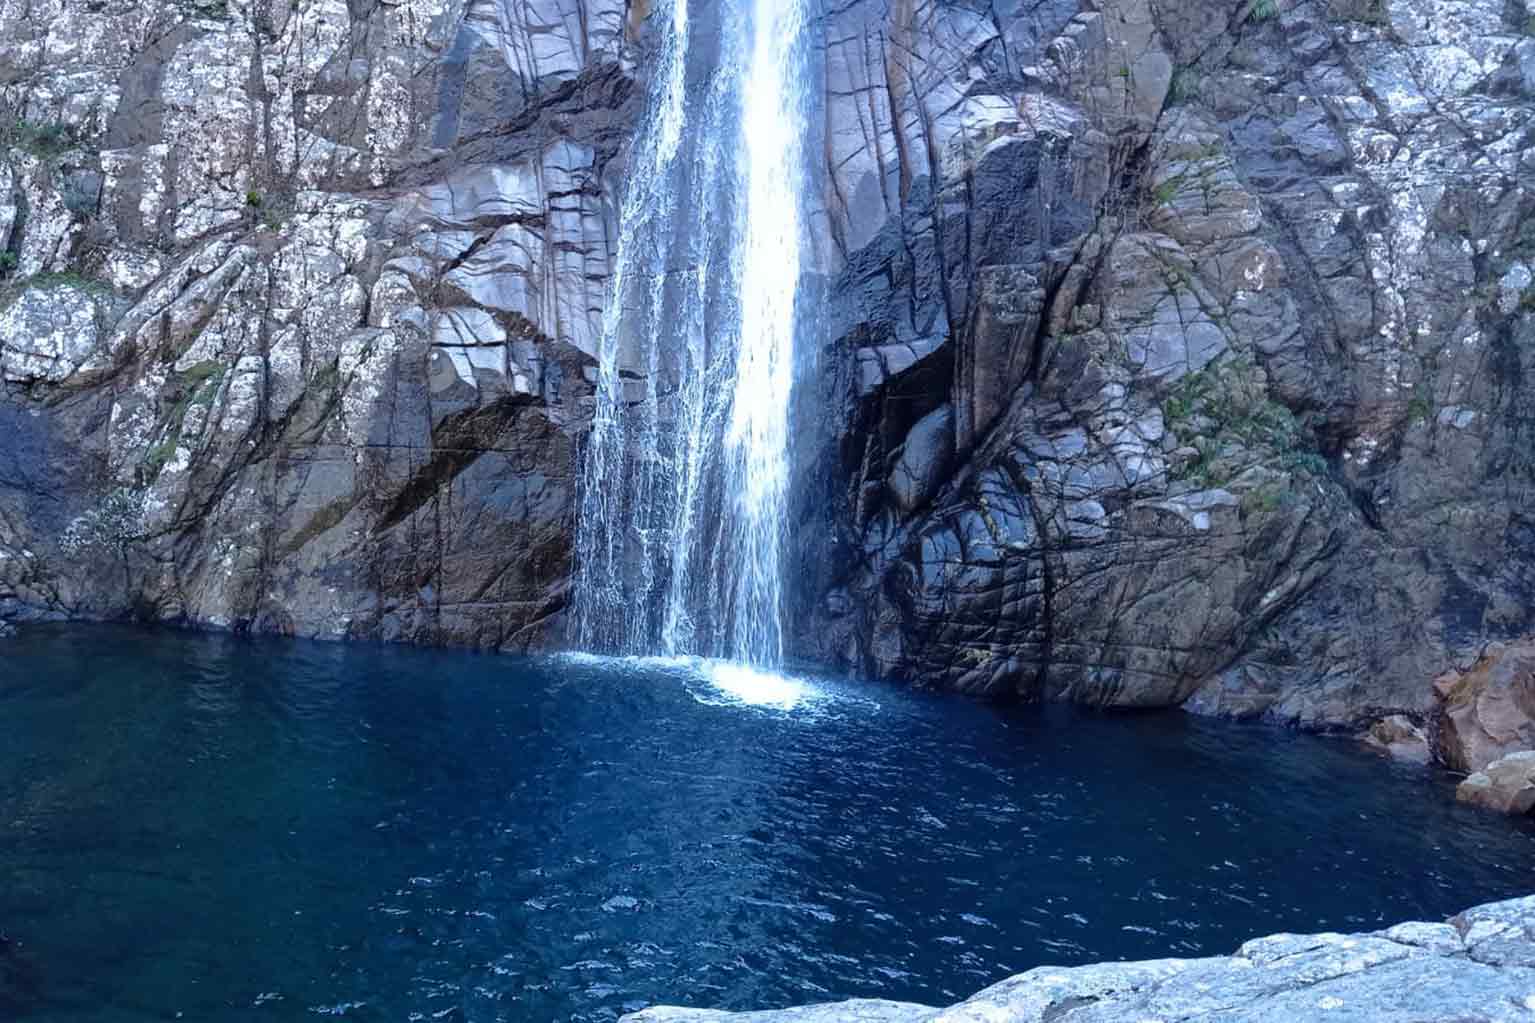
[622,895,1535,1022]
[1457,752,1535,816]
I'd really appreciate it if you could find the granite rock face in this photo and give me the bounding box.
[621,895,1535,1023]
[795,0,1535,732]
[1,0,1534,730]
[0,0,627,646]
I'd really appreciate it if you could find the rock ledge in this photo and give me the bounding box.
[622,895,1535,1022]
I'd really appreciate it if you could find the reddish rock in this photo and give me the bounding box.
[1431,642,1535,774]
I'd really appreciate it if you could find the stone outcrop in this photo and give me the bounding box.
[1,0,1534,735]
[1434,643,1535,774]
[621,894,1535,1023]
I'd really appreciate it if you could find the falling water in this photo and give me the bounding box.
[572,0,813,667]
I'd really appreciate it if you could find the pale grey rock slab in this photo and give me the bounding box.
[623,897,1535,1023]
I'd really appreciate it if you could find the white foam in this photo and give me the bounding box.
[554,651,825,712]
[699,660,816,710]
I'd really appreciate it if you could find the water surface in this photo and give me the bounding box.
[2,625,1532,1021]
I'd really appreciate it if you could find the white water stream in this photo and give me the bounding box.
[573,0,813,668]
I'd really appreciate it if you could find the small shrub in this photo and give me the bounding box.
[0,252,16,275]
[245,189,263,209]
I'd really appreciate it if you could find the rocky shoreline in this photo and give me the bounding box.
[621,894,1535,1022]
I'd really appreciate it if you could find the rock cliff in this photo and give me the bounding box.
[1,0,1533,737]
[619,894,1535,1023]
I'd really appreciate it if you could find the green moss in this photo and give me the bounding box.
[181,0,230,18]
[1152,174,1186,206]
[1166,66,1199,107]
[0,252,15,275]
[4,119,74,158]
[142,437,180,478]
[1241,483,1287,517]
[141,362,227,482]
[1247,0,1279,21]
[27,270,112,295]
[306,359,343,395]
[1406,395,1433,424]
[61,175,100,218]
[1281,451,1329,477]
[245,189,263,209]
[181,360,225,388]
[1163,360,1326,486]
[1185,445,1228,487]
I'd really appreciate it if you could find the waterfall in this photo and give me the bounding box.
[571,0,812,667]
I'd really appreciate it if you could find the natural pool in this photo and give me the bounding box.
[1,625,1532,1022]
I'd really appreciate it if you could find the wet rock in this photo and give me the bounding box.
[1361,714,1431,764]
[887,406,955,514]
[1456,752,1535,816]
[623,895,1535,1022]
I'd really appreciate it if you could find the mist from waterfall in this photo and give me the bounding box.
[571,0,813,667]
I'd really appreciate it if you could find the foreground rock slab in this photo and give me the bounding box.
[623,895,1535,1022]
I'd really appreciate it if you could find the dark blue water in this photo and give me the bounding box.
[1,626,1532,1022]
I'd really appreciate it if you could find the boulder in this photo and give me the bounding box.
[1432,643,1535,774]
[1456,751,1535,816]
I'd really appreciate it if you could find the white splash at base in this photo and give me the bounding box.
[556,652,824,712]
